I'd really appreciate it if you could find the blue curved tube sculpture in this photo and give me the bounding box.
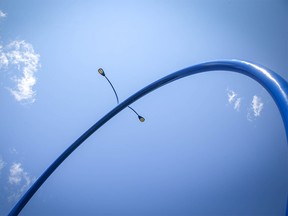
[8,60,288,215]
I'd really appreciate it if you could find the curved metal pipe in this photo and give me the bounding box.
[8,59,288,215]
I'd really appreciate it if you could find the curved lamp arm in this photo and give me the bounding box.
[9,59,288,216]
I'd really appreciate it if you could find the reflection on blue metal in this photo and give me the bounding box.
[8,60,288,215]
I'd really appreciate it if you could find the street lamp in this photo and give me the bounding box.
[98,68,145,122]
[9,60,288,216]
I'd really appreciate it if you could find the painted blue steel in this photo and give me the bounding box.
[9,60,288,215]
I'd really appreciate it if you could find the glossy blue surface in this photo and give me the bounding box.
[9,60,288,215]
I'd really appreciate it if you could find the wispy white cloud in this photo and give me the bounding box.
[9,163,23,185]
[0,40,40,103]
[9,147,19,155]
[0,157,5,175]
[234,97,241,111]
[8,162,34,202]
[227,89,236,103]
[252,95,264,117]
[0,10,6,18]
[0,11,40,103]
[227,89,241,111]
[247,95,264,121]
[0,46,9,67]
[227,89,265,121]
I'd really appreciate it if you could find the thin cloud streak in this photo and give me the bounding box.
[227,89,241,111]
[234,98,241,111]
[227,89,236,103]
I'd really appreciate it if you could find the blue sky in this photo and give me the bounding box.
[0,0,287,215]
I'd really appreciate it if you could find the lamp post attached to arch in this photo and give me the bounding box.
[8,60,288,215]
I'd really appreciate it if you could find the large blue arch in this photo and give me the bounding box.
[9,60,288,215]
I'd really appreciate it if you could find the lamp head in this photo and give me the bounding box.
[98,68,105,76]
[138,116,145,122]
